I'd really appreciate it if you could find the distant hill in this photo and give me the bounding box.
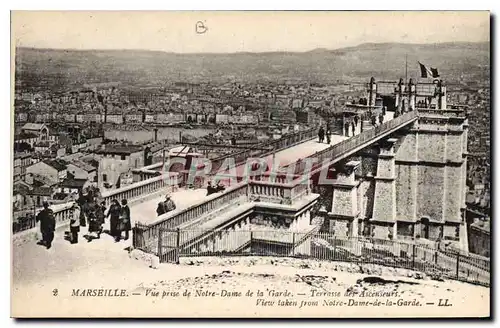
[14,42,490,90]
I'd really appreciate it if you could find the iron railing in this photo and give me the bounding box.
[132,227,490,287]
[291,111,418,176]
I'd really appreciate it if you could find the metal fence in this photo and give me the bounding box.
[133,227,490,287]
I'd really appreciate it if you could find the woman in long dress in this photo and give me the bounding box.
[119,199,131,241]
[87,205,102,242]
[107,199,121,242]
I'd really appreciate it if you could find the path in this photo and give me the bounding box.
[12,188,208,287]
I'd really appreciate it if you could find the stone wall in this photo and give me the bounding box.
[376,158,394,177]
[446,133,464,163]
[417,133,446,163]
[443,224,460,241]
[395,164,417,221]
[357,179,375,220]
[395,133,417,161]
[371,223,393,239]
[428,224,443,240]
[332,189,356,217]
[416,166,445,222]
[372,181,395,222]
[329,219,349,237]
[443,166,463,223]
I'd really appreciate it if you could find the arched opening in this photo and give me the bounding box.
[420,217,430,239]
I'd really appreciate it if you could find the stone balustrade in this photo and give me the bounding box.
[248,178,311,206]
[134,178,317,255]
[12,173,180,235]
[101,173,179,207]
[145,182,249,231]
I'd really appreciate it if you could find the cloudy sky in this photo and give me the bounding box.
[12,11,490,53]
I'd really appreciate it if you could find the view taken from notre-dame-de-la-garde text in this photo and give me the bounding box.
[10,11,490,319]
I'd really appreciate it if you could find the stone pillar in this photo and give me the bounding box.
[408,78,416,111]
[371,138,398,239]
[438,80,447,110]
[368,77,377,108]
[304,210,311,226]
[396,78,404,109]
[328,161,360,238]
[290,216,298,231]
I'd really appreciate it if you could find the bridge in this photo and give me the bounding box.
[13,89,484,293]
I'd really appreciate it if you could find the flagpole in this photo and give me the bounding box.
[405,54,408,84]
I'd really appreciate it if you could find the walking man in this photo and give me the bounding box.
[35,201,56,249]
[70,202,81,244]
[318,126,325,143]
[344,121,350,137]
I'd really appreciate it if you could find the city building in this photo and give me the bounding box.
[26,159,68,185]
[13,152,32,182]
[96,144,145,190]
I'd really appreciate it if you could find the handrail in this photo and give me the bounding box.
[209,127,317,172]
[143,182,249,231]
[12,173,179,234]
[291,111,419,176]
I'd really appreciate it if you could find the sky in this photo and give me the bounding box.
[12,11,490,53]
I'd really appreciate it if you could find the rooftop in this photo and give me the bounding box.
[22,123,47,131]
[59,178,88,189]
[471,219,490,233]
[14,132,38,140]
[43,159,68,171]
[97,144,143,155]
[69,160,97,172]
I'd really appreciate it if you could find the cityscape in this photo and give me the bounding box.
[11,11,490,318]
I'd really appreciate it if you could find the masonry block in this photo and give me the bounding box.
[417,133,446,163]
[372,139,397,225]
[395,164,418,222]
[371,224,392,239]
[416,166,444,223]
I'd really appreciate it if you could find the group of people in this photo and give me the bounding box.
[156,193,177,216]
[35,197,134,249]
[206,180,226,196]
[70,198,131,244]
[317,126,332,144]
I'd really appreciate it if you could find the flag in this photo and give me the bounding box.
[430,68,440,78]
[419,62,440,78]
[418,62,430,78]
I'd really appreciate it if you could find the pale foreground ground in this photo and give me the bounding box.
[12,237,490,318]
